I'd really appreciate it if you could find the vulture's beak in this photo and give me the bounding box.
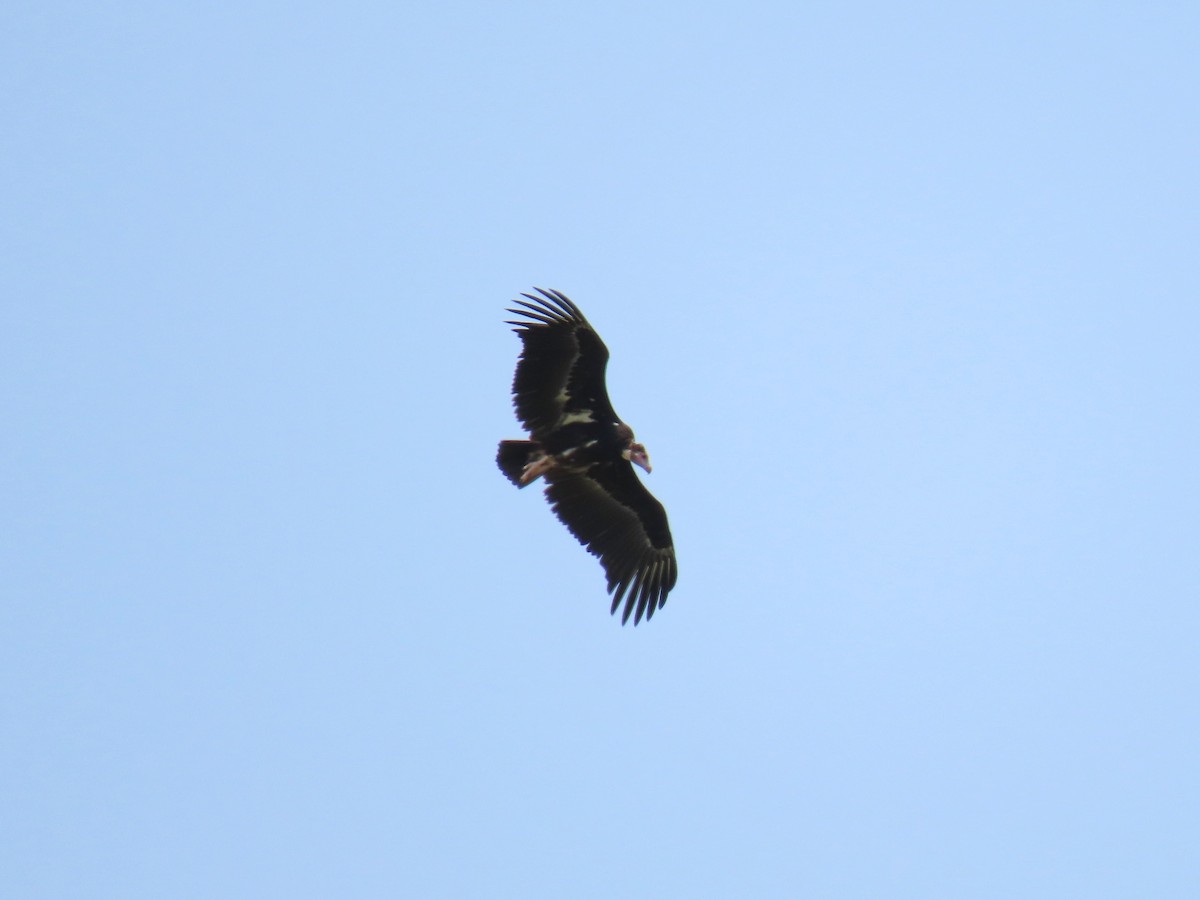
[627,443,652,474]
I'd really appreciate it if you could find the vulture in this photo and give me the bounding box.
[497,288,677,625]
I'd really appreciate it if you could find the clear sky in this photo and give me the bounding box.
[3,3,1198,897]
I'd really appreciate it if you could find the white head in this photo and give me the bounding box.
[615,422,652,474]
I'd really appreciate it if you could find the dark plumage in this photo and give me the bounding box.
[497,288,677,625]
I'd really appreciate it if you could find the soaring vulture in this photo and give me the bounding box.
[497,288,677,625]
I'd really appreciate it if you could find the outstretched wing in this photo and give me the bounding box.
[506,288,617,436]
[544,462,677,625]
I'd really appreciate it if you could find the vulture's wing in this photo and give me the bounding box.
[506,288,617,435]
[544,463,677,625]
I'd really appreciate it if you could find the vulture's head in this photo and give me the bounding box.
[626,441,652,474]
[615,423,652,474]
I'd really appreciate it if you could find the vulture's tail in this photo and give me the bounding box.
[496,440,540,487]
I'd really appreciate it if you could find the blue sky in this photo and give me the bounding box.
[3,2,1198,897]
